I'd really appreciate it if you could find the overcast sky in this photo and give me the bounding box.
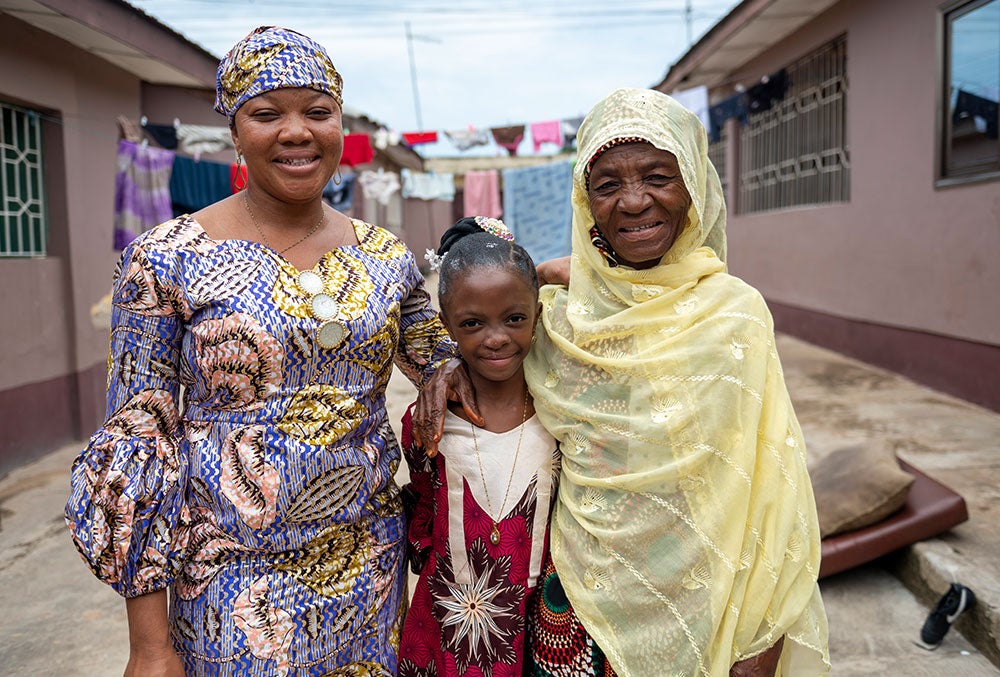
[127,0,739,156]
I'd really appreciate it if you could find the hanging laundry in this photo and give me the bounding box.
[491,124,525,156]
[141,122,179,150]
[341,132,374,167]
[745,69,789,114]
[323,170,356,210]
[117,115,142,143]
[561,116,584,148]
[176,123,235,155]
[501,161,573,264]
[114,139,175,250]
[401,168,456,201]
[402,131,439,146]
[462,170,501,219]
[357,169,400,206]
[373,128,401,150]
[169,154,233,216]
[670,86,711,133]
[444,127,490,151]
[530,120,563,153]
[708,92,748,143]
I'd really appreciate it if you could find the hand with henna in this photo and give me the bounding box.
[729,636,784,677]
[412,358,483,457]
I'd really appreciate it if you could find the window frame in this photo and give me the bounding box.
[935,0,1000,188]
[0,100,48,257]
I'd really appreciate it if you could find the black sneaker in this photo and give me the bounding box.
[920,582,976,648]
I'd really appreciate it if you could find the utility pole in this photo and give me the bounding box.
[404,22,442,130]
[405,20,423,130]
[685,0,692,45]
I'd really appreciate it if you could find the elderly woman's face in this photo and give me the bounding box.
[587,142,691,269]
[231,87,343,204]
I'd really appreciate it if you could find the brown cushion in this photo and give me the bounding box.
[810,441,915,538]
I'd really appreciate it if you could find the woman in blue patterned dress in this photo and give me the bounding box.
[65,26,462,676]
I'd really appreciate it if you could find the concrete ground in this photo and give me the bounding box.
[0,335,997,675]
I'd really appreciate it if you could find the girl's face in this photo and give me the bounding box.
[440,266,540,387]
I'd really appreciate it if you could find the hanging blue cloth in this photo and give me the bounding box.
[501,161,573,264]
[168,154,233,216]
[708,92,747,143]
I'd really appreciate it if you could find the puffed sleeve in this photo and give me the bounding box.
[400,404,435,574]
[393,252,457,387]
[65,238,189,598]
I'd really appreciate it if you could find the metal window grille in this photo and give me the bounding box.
[1,102,47,257]
[738,36,849,214]
[708,129,728,197]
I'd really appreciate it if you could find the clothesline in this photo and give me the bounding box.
[128,111,586,158]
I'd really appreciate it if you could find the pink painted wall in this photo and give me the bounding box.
[722,0,999,346]
[0,10,219,463]
[0,14,127,394]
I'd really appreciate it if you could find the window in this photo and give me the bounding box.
[738,36,849,214]
[1,102,47,257]
[708,127,728,198]
[940,0,1000,183]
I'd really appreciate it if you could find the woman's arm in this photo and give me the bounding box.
[536,256,571,287]
[124,591,184,677]
[730,636,784,676]
[65,242,187,597]
[411,358,481,457]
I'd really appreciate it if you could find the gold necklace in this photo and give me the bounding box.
[243,194,326,255]
[470,387,530,545]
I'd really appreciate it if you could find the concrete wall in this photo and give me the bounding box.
[0,13,139,468]
[713,0,999,408]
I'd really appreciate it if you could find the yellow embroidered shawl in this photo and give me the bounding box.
[524,88,829,676]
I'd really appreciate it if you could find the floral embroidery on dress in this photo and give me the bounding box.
[432,540,523,675]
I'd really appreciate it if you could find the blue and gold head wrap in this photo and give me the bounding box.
[214,26,343,120]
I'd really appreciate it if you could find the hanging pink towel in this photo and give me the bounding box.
[530,120,563,153]
[462,170,502,219]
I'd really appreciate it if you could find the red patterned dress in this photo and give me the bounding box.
[399,407,559,677]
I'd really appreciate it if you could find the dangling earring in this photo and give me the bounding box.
[234,152,248,191]
[589,224,620,267]
[531,333,537,346]
[332,166,343,186]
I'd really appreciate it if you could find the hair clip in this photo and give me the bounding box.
[424,248,446,272]
[474,216,514,242]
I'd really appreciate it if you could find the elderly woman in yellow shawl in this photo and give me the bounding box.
[416,88,830,676]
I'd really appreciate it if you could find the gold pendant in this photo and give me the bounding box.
[490,524,501,545]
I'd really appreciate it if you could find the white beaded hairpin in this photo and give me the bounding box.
[424,217,514,271]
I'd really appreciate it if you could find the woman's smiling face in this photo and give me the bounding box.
[587,142,692,269]
[231,87,343,204]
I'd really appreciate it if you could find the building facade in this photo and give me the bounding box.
[658,0,999,411]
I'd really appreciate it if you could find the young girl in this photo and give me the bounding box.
[398,217,559,677]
